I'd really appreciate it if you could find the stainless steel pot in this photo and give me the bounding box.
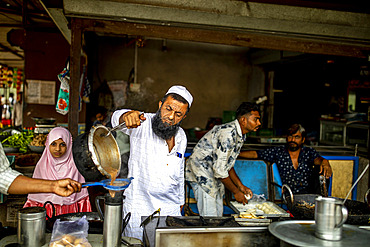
[73,125,121,181]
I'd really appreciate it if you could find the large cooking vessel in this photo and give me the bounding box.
[72,125,121,181]
[282,184,370,225]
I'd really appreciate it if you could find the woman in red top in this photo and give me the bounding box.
[24,127,91,217]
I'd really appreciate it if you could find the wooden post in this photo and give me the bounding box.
[69,18,82,138]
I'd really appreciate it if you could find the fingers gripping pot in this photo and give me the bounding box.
[73,125,121,181]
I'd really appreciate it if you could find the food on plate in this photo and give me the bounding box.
[244,194,252,200]
[238,211,265,219]
[255,202,281,214]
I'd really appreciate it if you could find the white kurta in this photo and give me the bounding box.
[111,110,186,240]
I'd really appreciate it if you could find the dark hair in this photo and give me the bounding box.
[236,102,260,119]
[287,124,306,138]
[161,93,190,113]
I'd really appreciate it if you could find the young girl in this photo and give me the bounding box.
[24,127,91,217]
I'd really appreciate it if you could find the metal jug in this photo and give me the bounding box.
[17,207,46,247]
[315,196,348,241]
[96,192,130,247]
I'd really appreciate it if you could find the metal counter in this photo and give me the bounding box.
[143,216,279,247]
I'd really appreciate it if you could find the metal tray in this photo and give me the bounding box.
[269,220,370,247]
[233,217,272,226]
[230,200,290,217]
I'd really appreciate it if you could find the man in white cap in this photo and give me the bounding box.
[111,85,193,240]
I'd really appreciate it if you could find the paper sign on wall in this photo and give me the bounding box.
[26,80,56,105]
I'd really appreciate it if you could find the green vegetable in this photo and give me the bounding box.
[2,132,34,153]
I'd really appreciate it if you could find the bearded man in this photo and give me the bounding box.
[239,124,333,194]
[111,85,193,240]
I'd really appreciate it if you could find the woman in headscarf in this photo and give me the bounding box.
[24,127,91,217]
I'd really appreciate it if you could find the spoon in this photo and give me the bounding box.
[343,163,369,205]
[319,175,328,197]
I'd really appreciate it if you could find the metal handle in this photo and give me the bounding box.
[109,121,127,133]
[95,195,105,220]
[122,212,131,233]
[282,184,294,205]
[105,112,144,137]
[365,188,370,204]
[335,204,348,228]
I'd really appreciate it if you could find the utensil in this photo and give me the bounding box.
[343,163,369,205]
[82,177,133,191]
[72,125,121,181]
[319,175,328,197]
[315,196,348,241]
[104,112,144,137]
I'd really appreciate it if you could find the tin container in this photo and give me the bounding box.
[17,207,46,247]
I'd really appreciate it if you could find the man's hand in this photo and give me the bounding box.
[320,163,333,179]
[120,110,146,129]
[234,186,253,205]
[234,191,248,205]
[239,185,253,204]
[314,157,333,179]
[53,179,81,197]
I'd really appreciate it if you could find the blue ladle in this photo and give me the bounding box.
[82,177,133,191]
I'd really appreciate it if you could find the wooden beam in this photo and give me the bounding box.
[69,18,82,138]
[80,19,370,58]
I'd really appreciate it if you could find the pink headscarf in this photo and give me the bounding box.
[27,127,89,205]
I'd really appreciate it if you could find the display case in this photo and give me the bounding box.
[320,119,369,150]
[320,120,347,146]
[346,122,369,150]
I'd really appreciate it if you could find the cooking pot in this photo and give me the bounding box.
[72,125,121,181]
[282,184,370,225]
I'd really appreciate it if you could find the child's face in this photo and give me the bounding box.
[49,138,67,158]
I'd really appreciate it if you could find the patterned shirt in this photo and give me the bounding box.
[257,146,320,194]
[186,119,245,198]
[0,142,21,194]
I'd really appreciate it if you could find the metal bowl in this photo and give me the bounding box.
[32,117,56,125]
[72,125,121,181]
[88,126,121,178]
[28,144,45,153]
[3,146,19,153]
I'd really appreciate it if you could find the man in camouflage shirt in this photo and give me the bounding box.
[186,102,261,216]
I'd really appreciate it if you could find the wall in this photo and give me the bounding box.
[87,35,265,129]
[23,30,86,128]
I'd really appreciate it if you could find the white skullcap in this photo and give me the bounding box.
[166,85,193,107]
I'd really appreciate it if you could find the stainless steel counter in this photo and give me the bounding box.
[143,216,279,247]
